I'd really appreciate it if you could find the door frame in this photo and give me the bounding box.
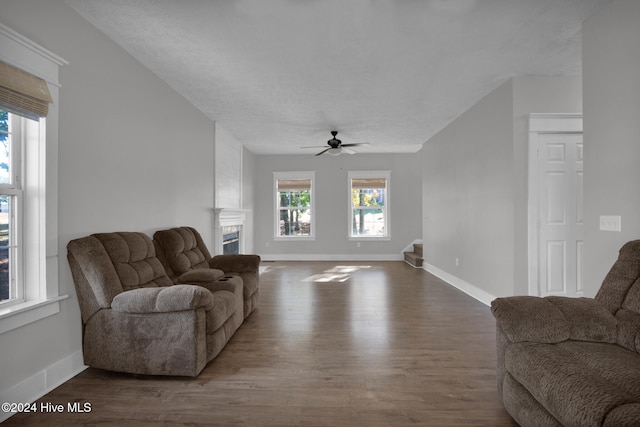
[528,113,583,296]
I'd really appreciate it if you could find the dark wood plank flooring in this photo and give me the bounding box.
[4,261,517,426]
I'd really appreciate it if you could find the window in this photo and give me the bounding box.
[0,23,66,333]
[274,172,315,239]
[349,171,390,239]
[0,110,22,304]
[0,110,50,314]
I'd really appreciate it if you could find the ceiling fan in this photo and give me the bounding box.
[303,131,369,156]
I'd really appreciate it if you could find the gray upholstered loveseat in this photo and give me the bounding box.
[67,231,245,377]
[491,240,640,426]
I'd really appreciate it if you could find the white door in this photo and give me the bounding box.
[532,132,583,297]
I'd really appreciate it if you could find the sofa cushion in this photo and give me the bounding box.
[68,235,124,309]
[491,296,618,344]
[154,227,210,275]
[595,241,640,314]
[505,341,640,426]
[615,308,640,352]
[546,296,618,343]
[93,232,173,291]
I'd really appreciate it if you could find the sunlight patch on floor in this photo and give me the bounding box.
[303,265,372,283]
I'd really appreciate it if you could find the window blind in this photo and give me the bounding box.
[277,179,311,192]
[0,60,52,120]
[352,178,386,189]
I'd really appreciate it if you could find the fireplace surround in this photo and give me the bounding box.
[213,208,247,255]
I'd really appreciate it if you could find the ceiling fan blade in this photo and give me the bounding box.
[315,147,331,156]
[301,145,330,149]
[340,142,370,147]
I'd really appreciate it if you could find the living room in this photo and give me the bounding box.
[1,0,639,425]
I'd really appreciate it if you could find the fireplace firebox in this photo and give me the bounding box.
[222,226,240,255]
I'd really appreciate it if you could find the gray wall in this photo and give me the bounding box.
[583,0,640,296]
[254,153,422,259]
[243,147,257,254]
[422,76,582,299]
[0,0,216,395]
[422,81,515,297]
[0,0,633,408]
[512,76,583,294]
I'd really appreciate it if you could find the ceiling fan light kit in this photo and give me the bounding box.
[306,131,369,157]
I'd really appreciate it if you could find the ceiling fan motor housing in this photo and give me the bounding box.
[329,131,342,148]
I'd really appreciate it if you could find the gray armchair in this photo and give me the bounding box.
[67,232,243,377]
[153,226,260,318]
[491,240,640,426]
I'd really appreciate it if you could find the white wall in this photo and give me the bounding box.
[0,0,216,403]
[422,76,582,300]
[254,153,422,260]
[215,123,243,210]
[583,0,640,296]
[243,147,257,254]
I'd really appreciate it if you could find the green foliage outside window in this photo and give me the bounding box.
[279,190,311,236]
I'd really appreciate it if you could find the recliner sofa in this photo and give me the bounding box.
[67,231,247,376]
[491,240,640,426]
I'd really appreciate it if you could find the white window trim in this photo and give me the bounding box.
[273,171,316,240]
[347,170,391,241]
[0,24,68,334]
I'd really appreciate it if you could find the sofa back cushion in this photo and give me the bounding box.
[153,227,212,277]
[595,240,640,353]
[596,240,640,314]
[68,235,124,321]
[92,232,173,291]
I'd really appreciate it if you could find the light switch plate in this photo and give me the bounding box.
[600,215,622,232]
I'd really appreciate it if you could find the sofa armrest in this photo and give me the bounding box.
[209,254,261,274]
[177,268,225,285]
[111,285,214,314]
[491,296,617,344]
[196,280,240,295]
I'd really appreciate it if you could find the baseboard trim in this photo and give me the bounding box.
[403,259,423,268]
[261,254,404,262]
[422,262,496,307]
[0,350,87,422]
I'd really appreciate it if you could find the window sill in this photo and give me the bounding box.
[273,236,316,241]
[0,295,69,334]
[348,236,391,241]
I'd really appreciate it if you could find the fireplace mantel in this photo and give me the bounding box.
[213,208,248,255]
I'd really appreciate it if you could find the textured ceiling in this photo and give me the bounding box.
[65,0,609,155]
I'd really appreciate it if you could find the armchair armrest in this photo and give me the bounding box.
[111,285,214,314]
[491,296,617,344]
[209,254,261,274]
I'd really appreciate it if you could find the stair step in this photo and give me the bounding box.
[404,251,423,268]
[413,243,423,257]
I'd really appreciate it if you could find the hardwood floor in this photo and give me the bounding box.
[5,261,517,426]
